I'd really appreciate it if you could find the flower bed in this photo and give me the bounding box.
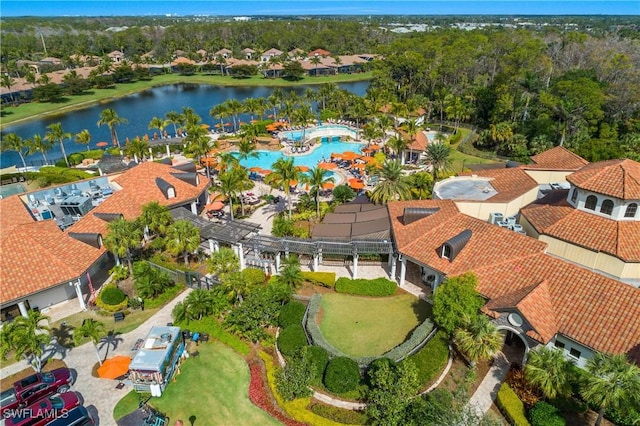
[248,359,306,426]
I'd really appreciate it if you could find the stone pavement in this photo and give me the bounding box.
[1,289,192,426]
[467,351,510,417]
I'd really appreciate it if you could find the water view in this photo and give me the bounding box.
[0,81,369,168]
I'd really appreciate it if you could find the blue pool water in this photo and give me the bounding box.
[0,183,26,198]
[239,140,364,170]
[279,124,357,142]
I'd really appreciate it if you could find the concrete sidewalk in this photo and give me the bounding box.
[467,352,510,417]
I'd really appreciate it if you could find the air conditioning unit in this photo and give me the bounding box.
[512,224,524,232]
[497,221,510,228]
[506,216,517,225]
[489,212,504,225]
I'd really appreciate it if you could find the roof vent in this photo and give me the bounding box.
[68,232,103,249]
[403,207,440,225]
[156,178,176,199]
[170,172,199,187]
[159,157,173,166]
[94,213,123,222]
[440,229,472,262]
[172,162,197,173]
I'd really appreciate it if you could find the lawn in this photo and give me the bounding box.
[318,293,431,357]
[113,341,280,426]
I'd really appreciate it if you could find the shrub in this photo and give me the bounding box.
[68,153,85,166]
[100,285,126,305]
[109,265,129,282]
[382,319,434,361]
[529,402,565,426]
[277,325,308,357]
[301,271,336,288]
[309,403,368,425]
[406,330,450,389]
[276,353,314,401]
[83,149,105,160]
[279,301,306,328]
[241,268,267,287]
[301,345,329,383]
[335,277,396,297]
[324,357,360,393]
[496,383,531,426]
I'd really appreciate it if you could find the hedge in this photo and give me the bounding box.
[335,277,396,297]
[100,285,126,305]
[381,319,434,362]
[259,351,349,426]
[279,301,306,328]
[529,402,565,426]
[301,345,329,383]
[323,357,360,393]
[301,271,336,288]
[277,325,308,357]
[405,329,449,389]
[309,403,368,425]
[496,383,531,426]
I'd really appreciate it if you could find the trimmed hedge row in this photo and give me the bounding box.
[278,301,306,328]
[305,294,434,367]
[277,325,308,357]
[335,277,396,297]
[405,329,449,388]
[529,402,565,426]
[497,383,531,426]
[301,271,336,288]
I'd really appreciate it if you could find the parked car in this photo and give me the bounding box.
[3,392,82,426]
[0,369,73,417]
[44,406,94,426]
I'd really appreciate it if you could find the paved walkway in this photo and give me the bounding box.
[467,352,510,417]
[1,289,192,426]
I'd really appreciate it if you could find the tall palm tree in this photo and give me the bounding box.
[1,74,16,102]
[1,133,30,169]
[209,103,229,131]
[184,289,214,320]
[369,160,411,204]
[0,310,51,372]
[207,247,239,281]
[224,99,244,132]
[310,55,322,76]
[97,108,128,148]
[215,151,240,172]
[184,124,212,176]
[307,166,334,219]
[103,218,142,274]
[424,142,452,183]
[277,254,304,290]
[216,168,242,221]
[237,138,259,162]
[292,104,314,144]
[265,157,301,219]
[74,129,92,151]
[27,134,54,165]
[125,136,150,162]
[45,123,72,167]
[165,110,185,137]
[166,220,201,267]
[408,172,433,200]
[454,315,503,367]
[139,201,173,239]
[582,352,640,426]
[524,347,575,400]
[267,88,284,120]
[402,118,420,163]
[387,134,409,163]
[73,319,106,366]
[181,107,201,127]
[148,116,169,138]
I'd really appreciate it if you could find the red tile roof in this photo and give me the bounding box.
[526,147,589,171]
[567,159,640,200]
[0,195,35,234]
[0,220,104,304]
[522,190,640,262]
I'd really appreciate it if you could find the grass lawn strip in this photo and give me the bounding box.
[318,293,430,358]
[132,341,279,426]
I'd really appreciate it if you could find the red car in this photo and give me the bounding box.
[0,368,73,417]
[3,392,82,426]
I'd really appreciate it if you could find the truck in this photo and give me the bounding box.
[0,368,73,417]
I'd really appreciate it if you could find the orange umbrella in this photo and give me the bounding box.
[359,156,377,164]
[322,182,335,190]
[201,123,210,129]
[97,356,130,380]
[289,180,298,187]
[207,201,225,211]
[249,167,262,172]
[341,151,360,161]
[210,192,227,202]
[201,157,216,166]
[215,123,223,128]
[350,181,365,190]
[250,119,258,124]
[296,165,310,172]
[330,153,343,159]
[318,162,337,170]
[351,163,366,170]
[96,141,109,147]
[368,144,381,151]
[259,169,272,175]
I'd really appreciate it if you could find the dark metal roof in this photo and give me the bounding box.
[94,212,123,222]
[155,178,176,199]
[170,172,199,187]
[169,207,261,244]
[402,207,440,225]
[441,229,472,262]
[68,232,103,249]
[172,162,197,173]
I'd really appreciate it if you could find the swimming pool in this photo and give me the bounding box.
[239,140,364,170]
[279,124,358,142]
[0,183,26,198]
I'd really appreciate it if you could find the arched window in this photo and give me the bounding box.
[625,203,638,218]
[600,199,614,216]
[570,188,578,203]
[585,195,597,210]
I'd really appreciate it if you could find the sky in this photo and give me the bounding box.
[1,1,639,17]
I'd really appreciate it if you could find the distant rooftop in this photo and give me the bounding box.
[433,176,498,201]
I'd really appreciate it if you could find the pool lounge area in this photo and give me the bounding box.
[278,124,359,143]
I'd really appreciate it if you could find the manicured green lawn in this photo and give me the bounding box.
[318,293,431,357]
[147,341,279,426]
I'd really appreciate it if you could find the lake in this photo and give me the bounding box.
[0,81,369,169]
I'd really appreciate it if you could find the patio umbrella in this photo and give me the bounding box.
[341,151,360,161]
[318,162,337,170]
[250,119,258,124]
[96,141,109,148]
[349,181,365,190]
[207,201,225,211]
[210,192,227,202]
[351,163,366,170]
[201,124,210,129]
[259,169,272,175]
[289,180,298,187]
[322,182,335,190]
[214,123,223,128]
[368,144,381,151]
[249,167,262,172]
[97,356,130,380]
[295,165,310,172]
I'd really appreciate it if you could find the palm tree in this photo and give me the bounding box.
[148,116,169,137]
[27,134,54,165]
[408,172,433,200]
[184,124,212,176]
[582,352,640,426]
[292,105,314,145]
[103,217,142,274]
[402,118,420,163]
[224,99,244,132]
[237,138,259,162]
[424,142,452,183]
[386,134,409,163]
[454,315,503,367]
[277,255,304,290]
[265,157,302,219]
[166,220,201,267]
[524,347,575,400]
[222,272,255,303]
[307,167,334,219]
[0,310,51,372]
[369,160,412,204]
[184,289,214,320]
[217,167,243,221]
[181,107,201,127]
[165,110,185,137]
[268,88,284,119]
[310,55,322,76]
[1,133,30,169]
[1,74,16,102]
[45,123,72,167]
[139,201,173,240]
[209,103,229,130]
[74,129,92,151]
[97,108,128,148]
[215,151,240,172]
[207,247,239,281]
[125,136,150,162]
[376,114,394,139]
[73,319,106,366]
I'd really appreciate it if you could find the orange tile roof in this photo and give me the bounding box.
[0,195,35,234]
[0,220,104,304]
[522,190,640,262]
[472,254,640,356]
[458,168,539,203]
[526,146,589,171]
[566,159,640,200]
